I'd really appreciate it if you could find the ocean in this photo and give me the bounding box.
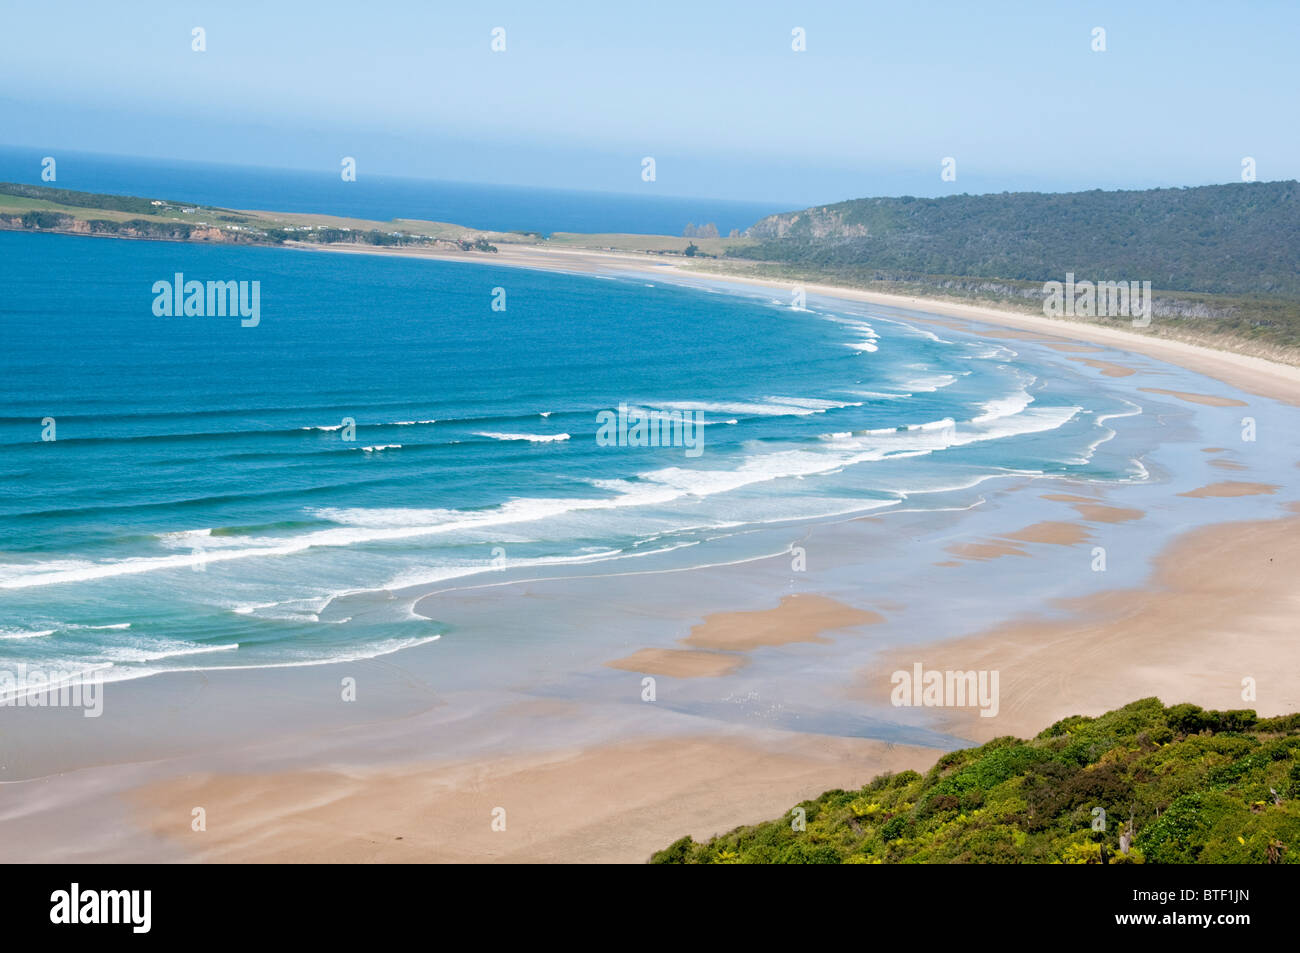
[0,227,1161,687]
[0,147,784,237]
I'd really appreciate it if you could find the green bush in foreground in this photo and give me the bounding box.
[650,699,1300,864]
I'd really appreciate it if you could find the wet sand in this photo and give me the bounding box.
[127,734,938,863]
[860,514,1300,743]
[4,241,1298,864]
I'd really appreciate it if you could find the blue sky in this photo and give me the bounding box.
[1,0,1296,205]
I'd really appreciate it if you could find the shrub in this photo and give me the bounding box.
[650,700,1300,864]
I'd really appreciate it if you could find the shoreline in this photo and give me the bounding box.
[7,223,1299,398]
[283,239,1300,404]
[3,234,1299,862]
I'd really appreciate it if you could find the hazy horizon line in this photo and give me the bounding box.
[3,143,1292,219]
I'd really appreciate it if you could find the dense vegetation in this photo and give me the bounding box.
[732,183,1300,351]
[651,699,1300,864]
[739,182,1300,297]
[0,181,173,215]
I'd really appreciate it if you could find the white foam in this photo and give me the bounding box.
[0,628,54,640]
[1074,401,1144,464]
[475,432,571,443]
[232,593,336,622]
[0,379,1084,592]
[859,417,956,436]
[898,370,962,392]
[972,384,1034,424]
[55,634,445,687]
[0,559,97,586]
[820,314,880,353]
[962,342,1017,361]
[379,547,626,592]
[196,635,441,672]
[157,528,212,543]
[99,642,239,663]
[654,397,861,418]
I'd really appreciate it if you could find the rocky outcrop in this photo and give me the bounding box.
[746,207,869,241]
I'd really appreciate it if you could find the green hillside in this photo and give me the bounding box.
[730,182,1300,352]
[739,182,1300,297]
[651,699,1300,864]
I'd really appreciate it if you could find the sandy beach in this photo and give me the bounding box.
[5,240,1299,865]
[860,509,1300,743]
[126,734,937,864]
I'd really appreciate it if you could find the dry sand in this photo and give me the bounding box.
[1178,481,1278,498]
[1044,342,1106,353]
[998,521,1092,546]
[945,540,1030,561]
[1139,387,1249,407]
[944,520,1093,561]
[682,594,883,651]
[1209,458,1249,472]
[605,647,746,678]
[1039,494,1144,522]
[1070,357,1136,377]
[1066,503,1144,523]
[606,594,882,676]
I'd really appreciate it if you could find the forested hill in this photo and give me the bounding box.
[737,181,1300,299]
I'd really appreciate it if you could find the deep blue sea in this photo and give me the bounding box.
[0,229,1154,684]
[0,147,783,236]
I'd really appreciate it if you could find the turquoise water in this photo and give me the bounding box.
[0,230,1147,683]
